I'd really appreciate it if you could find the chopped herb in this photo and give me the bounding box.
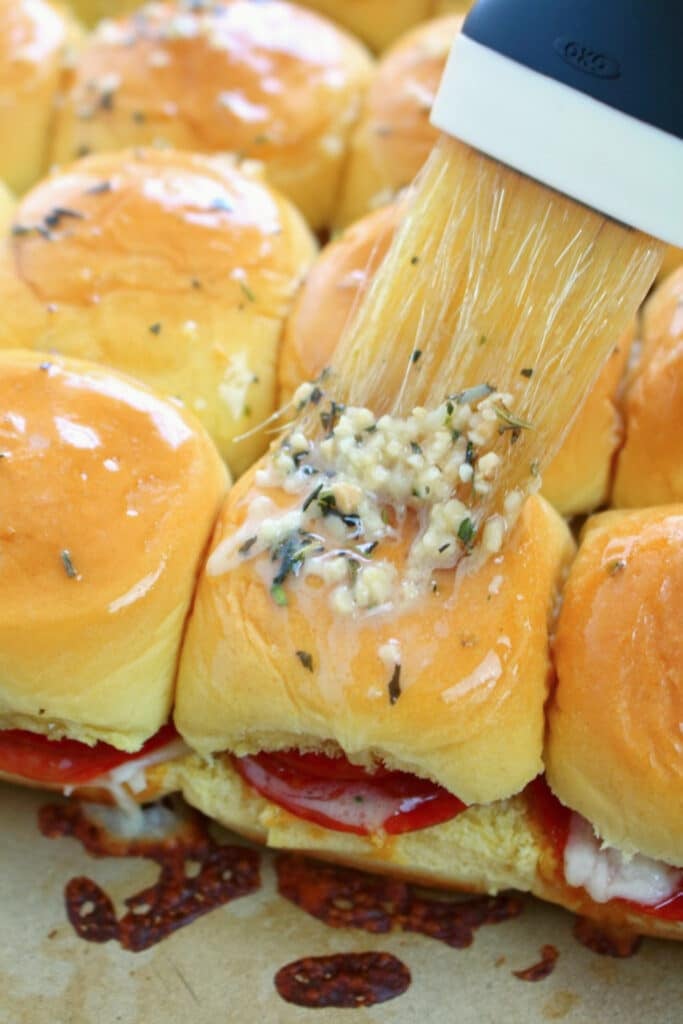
[493,404,533,432]
[431,580,439,594]
[61,549,79,579]
[445,400,454,417]
[309,386,323,405]
[453,383,495,406]
[410,441,422,455]
[388,664,401,705]
[243,404,252,417]
[411,487,420,498]
[132,110,146,124]
[520,367,534,379]
[238,536,257,556]
[316,490,361,535]
[240,282,255,302]
[607,559,626,576]
[353,794,364,803]
[457,517,476,548]
[271,582,288,606]
[44,207,85,231]
[211,196,234,212]
[320,400,345,434]
[478,334,487,346]
[530,460,540,477]
[148,322,162,335]
[410,255,420,265]
[364,422,377,433]
[357,541,378,557]
[85,180,111,195]
[438,542,450,553]
[191,277,202,289]
[451,428,461,443]
[381,508,391,525]
[346,556,360,583]
[465,440,475,466]
[302,483,323,512]
[411,349,422,364]
[99,89,115,111]
[271,530,323,589]
[296,650,314,672]
[11,224,31,237]
[292,448,310,468]
[76,145,91,158]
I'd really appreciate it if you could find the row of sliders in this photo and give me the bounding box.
[0,147,681,509]
[0,345,680,941]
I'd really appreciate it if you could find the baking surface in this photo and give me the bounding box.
[1,783,681,1024]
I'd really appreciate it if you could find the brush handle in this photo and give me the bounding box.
[431,0,683,245]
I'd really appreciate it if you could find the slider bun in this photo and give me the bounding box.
[295,0,432,54]
[0,148,317,476]
[547,507,683,866]
[335,15,462,228]
[278,201,633,516]
[178,755,683,941]
[657,245,683,283]
[175,473,574,806]
[0,350,227,751]
[0,0,80,194]
[613,267,683,507]
[51,0,373,229]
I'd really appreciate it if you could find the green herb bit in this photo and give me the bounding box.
[493,404,533,431]
[465,440,475,466]
[296,650,314,672]
[411,349,422,364]
[271,582,288,606]
[61,549,79,579]
[353,795,365,803]
[302,483,323,512]
[410,441,422,455]
[445,400,454,417]
[381,508,391,525]
[520,367,534,379]
[530,460,540,478]
[607,559,627,576]
[438,542,450,553]
[453,383,496,406]
[149,322,162,335]
[45,207,84,230]
[457,518,476,549]
[410,255,420,265]
[478,334,487,346]
[240,282,256,302]
[238,536,257,556]
[357,541,378,557]
[388,664,401,705]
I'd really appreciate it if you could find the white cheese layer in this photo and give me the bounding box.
[564,813,682,906]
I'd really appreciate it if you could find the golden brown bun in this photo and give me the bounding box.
[0,148,317,476]
[0,0,80,194]
[178,755,683,941]
[657,245,683,283]
[51,0,373,229]
[547,507,683,866]
[175,473,574,806]
[0,350,228,751]
[613,268,683,507]
[279,201,633,516]
[335,16,462,228]
[296,0,432,54]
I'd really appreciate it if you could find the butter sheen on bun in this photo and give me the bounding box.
[0,349,227,752]
[0,148,317,476]
[0,0,79,195]
[51,0,373,229]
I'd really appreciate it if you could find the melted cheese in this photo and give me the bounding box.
[564,813,683,906]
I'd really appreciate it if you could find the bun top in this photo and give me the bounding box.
[176,457,574,805]
[613,266,683,507]
[0,0,77,193]
[335,15,462,226]
[547,507,683,866]
[0,349,227,750]
[0,148,317,475]
[51,0,373,228]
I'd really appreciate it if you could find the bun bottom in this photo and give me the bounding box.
[177,754,683,942]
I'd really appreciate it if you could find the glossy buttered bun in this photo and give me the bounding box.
[335,15,462,228]
[0,350,227,751]
[279,202,633,517]
[547,507,683,867]
[613,267,683,507]
[0,148,317,476]
[51,0,373,229]
[658,245,683,283]
[296,0,432,53]
[175,472,573,806]
[0,0,80,195]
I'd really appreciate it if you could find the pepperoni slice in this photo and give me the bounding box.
[0,723,178,786]
[233,750,466,836]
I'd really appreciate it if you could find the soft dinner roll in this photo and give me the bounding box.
[335,15,462,228]
[613,267,683,507]
[0,148,317,476]
[295,0,432,54]
[0,349,227,752]
[51,0,373,229]
[176,474,573,805]
[0,0,80,195]
[279,202,633,517]
[547,507,683,868]
[657,245,683,282]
